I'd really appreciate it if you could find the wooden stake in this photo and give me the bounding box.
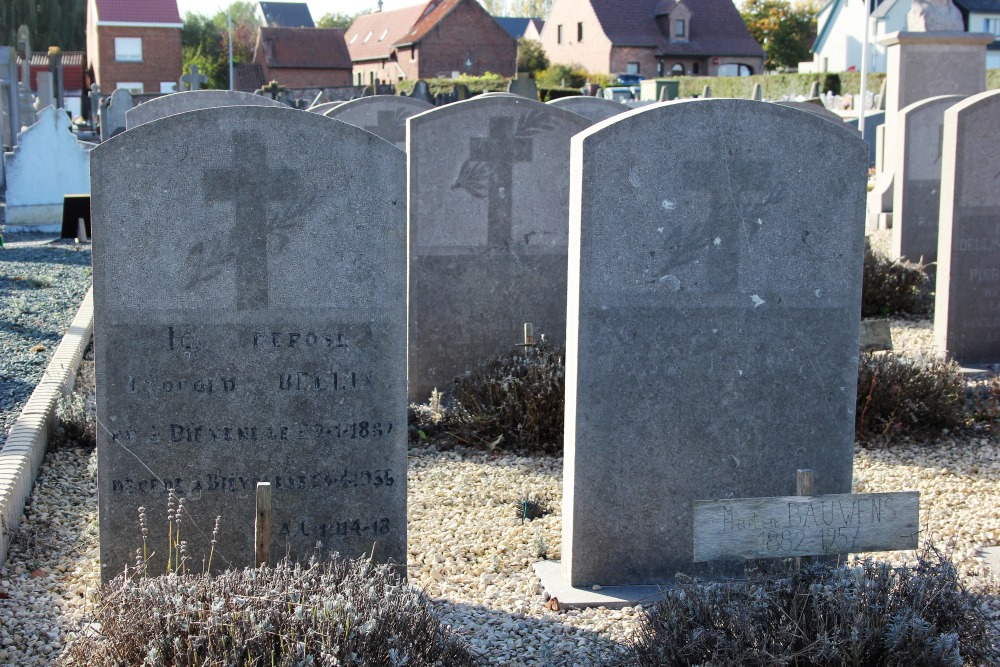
[795,469,814,571]
[524,323,534,348]
[255,482,271,567]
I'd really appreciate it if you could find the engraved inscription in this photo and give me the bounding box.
[108,421,393,445]
[111,468,395,496]
[279,517,391,539]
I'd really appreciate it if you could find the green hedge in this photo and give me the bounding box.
[395,74,508,97]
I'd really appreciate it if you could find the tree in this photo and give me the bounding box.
[317,11,368,29]
[517,38,548,73]
[1,0,86,51]
[508,0,554,17]
[739,0,817,71]
[181,2,260,90]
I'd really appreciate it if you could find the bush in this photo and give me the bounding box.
[856,351,966,441]
[52,392,96,449]
[536,64,588,90]
[822,72,842,95]
[410,340,564,455]
[627,547,999,667]
[862,244,931,318]
[61,556,477,666]
[517,37,548,73]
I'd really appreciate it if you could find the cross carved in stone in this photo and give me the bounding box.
[203,131,299,310]
[180,64,208,91]
[364,110,405,145]
[469,116,532,246]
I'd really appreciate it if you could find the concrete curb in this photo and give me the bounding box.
[0,286,94,565]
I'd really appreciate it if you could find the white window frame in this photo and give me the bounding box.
[676,19,686,37]
[114,37,143,62]
[626,61,640,74]
[984,17,1000,36]
[116,81,144,93]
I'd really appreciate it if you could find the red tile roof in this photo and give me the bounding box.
[255,27,353,69]
[591,0,763,58]
[93,0,182,23]
[345,2,427,61]
[401,0,464,45]
[234,63,268,91]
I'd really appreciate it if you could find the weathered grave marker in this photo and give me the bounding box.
[99,88,132,141]
[407,96,590,401]
[179,64,207,92]
[860,319,893,351]
[91,106,407,580]
[324,95,433,149]
[562,99,868,586]
[127,90,285,129]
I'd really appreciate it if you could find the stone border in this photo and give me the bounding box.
[0,286,94,565]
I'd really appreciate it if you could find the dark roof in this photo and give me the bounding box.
[93,0,181,23]
[234,63,267,91]
[590,0,763,58]
[255,27,353,69]
[346,2,427,61]
[258,2,315,28]
[953,0,1000,12]
[494,16,532,38]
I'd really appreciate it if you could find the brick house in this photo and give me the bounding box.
[345,0,517,85]
[86,0,183,94]
[540,0,764,77]
[251,27,354,87]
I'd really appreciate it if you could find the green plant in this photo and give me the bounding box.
[822,72,842,95]
[517,37,549,73]
[862,244,931,318]
[62,555,478,666]
[536,64,587,89]
[627,547,999,667]
[52,392,96,448]
[24,273,54,288]
[856,351,965,441]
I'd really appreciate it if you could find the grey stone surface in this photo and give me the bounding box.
[860,111,885,167]
[508,73,539,100]
[325,95,433,149]
[34,71,53,110]
[563,99,867,586]
[407,96,590,402]
[409,80,433,104]
[933,90,1000,364]
[907,0,964,31]
[547,96,626,124]
[890,95,964,265]
[126,90,286,129]
[773,100,852,128]
[99,88,132,141]
[91,106,407,580]
[309,101,344,114]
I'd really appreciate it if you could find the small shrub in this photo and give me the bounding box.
[626,547,999,667]
[517,37,548,73]
[862,244,931,318]
[856,351,965,442]
[822,72,841,95]
[536,64,588,89]
[61,556,478,666]
[52,392,96,448]
[967,373,1000,431]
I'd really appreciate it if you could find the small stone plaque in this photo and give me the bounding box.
[860,319,893,351]
[693,491,920,561]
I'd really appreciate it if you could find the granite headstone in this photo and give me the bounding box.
[91,106,408,580]
[407,96,590,402]
[325,95,433,149]
[508,73,539,100]
[126,90,286,129]
[409,80,434,104]
[100,88,132,141]
[547,96,626,123]
[562,99,867,586]
[933,89,1000,364]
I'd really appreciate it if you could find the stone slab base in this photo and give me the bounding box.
[4,204,63,227]
[0,287,93,566]
[532,560,668,610]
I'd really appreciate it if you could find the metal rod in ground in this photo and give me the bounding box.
[796,469,815,571]
[524,323,534,352]
[255,482,271,567]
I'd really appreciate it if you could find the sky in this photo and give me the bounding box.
[174,1,402,20]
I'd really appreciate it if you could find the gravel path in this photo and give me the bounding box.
[0,241,998,666]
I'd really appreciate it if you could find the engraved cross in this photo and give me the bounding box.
[203,131,298,310]
[469,116,532,246]
[364,110,405,144]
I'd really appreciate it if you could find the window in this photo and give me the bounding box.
[379,27,389,41]
[985,18,1000,35]
[114,37,142,62]
[160,81,177,93]
[116,81,143,93]
[363,31,373,43]
[349,33,358,44]
[410,47,416,62]
[577,22,583,41]
[671,63,684,75]
[626,61,640,74]
[675,19,685,37]
[557,24,563,44]
[717,63,753,76]
[692,62,699,74]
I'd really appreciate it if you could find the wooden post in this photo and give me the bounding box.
[255,482,271,567]
[796,469,814,571]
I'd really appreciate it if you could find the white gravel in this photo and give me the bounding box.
[0,316,997,665]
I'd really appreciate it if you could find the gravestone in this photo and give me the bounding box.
[91,106,408,580]
[35,71,54,110]
[808,81,820,98]
[325,95,433,149]
[751,82,763,101]
[308,101,344,114]
[890,95,964,265]
[774,100,853,127]
[562,99,867,586]
[88,83,103,126]
[701,85,712,99]
[60,194,91,240]
[0,47,19,150]
[860,110,885,167]
[933,89,1000,365]
[100,88,133,141]
[15,26,35,129]
[179,64,207,92]
[409,80,434,104]
[454,83,471,101]
[408,96,590,402]
[4,106,92,229]
[126,90,286,129]
[547,96,626,123]
[508,73,539,100]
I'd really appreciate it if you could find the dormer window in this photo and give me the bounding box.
[349,33,358,44]
[675,19,685,37]
[379,28,389,40]
[363,31,373,43]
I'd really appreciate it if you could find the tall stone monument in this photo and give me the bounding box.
[91,106,408,579]
[561,100,867,586]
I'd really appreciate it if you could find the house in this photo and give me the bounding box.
[251,27,353,87]
[494,16,545,40]
[22,51,86,116]
[256,2,315,28]
[85,0,183,94]
[345,0,517,84]
[538,0,764,77]
[806,0,1000,72]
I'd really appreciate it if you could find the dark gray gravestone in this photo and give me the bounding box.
[563,99,867,586]
[100,88,132,141]
[890,95,963,266]
[547,96,626,124]
[934,90,1000,365]
[409,80,433,104]
[91,106,407,580]
[407,96,590,402]
[127,90,285,129]
[325,95,433,149]
[507,73,539,100]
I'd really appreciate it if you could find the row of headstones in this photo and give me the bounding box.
[92,91,877,586]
